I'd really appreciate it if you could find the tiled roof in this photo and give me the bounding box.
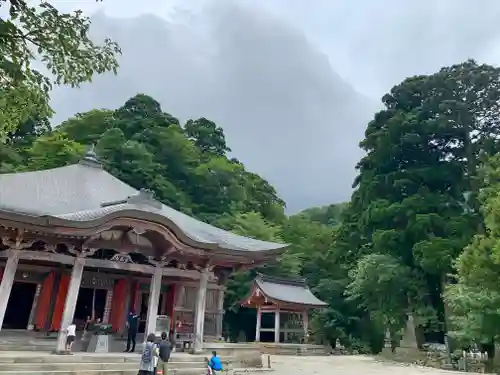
[0,157,287,253]
[255,274,327,307]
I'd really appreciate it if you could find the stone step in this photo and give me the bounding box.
[0,363,138,372]
[0,368,208,375]
[0,344,54,351]
[0,361,207,371]
[0,354,208,364]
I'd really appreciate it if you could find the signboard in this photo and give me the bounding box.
[156,315,171,336]
[81,274,114,289]
[110,253,133,264]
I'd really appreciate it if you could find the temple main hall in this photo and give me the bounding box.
[0,149,287,352]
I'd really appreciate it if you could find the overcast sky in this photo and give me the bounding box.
[47,0,500,212]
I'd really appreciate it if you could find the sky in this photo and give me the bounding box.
[47,0,500,212]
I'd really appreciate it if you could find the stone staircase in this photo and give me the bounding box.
[0,352,209,375]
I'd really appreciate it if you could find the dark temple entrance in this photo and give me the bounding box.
[74,288,107,328]
[3,282,37,329]
[138,292,164,333]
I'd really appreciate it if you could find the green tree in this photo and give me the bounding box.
[0,142,23,172]
[114,94,178,138]
[446,153,500,345]
[6,116,51,146]
[298,202,348,226]
[24,131,84,170]
[0,0,120,138]
[334,61,500,347]
[185,118,231,156]
[59,109,115,145]
[346,254,412,336]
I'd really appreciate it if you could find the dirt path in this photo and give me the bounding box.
[267,355,466,375]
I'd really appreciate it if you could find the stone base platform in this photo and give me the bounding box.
[0,351,208,375]
[0,351,271,375]
[258,343,329,356]
[202,342,328,364]
[0,330,146,353]
[203,342,264,367]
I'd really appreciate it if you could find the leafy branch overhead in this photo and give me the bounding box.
[0,0,120,138]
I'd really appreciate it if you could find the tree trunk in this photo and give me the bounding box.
[461,106,484,233]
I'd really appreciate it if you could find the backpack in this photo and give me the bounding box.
[141,343,153,363]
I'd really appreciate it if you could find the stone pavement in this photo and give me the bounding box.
[267,355,467,375]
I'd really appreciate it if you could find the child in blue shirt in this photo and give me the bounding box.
[208,351,223,375]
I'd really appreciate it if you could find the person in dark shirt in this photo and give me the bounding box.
[157,331,172,375]
[125,310,139,352]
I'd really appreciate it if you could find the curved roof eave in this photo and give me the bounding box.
[0,207,289,255]
[255,278,328,307]
[261,293,329,308]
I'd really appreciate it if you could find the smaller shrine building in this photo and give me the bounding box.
[242,274,327,343]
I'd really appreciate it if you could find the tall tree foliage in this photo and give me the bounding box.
[337,60,500,346]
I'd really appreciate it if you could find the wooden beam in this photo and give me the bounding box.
[0,250,203,279]
[0,217,284,266]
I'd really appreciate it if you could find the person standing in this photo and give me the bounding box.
[125,310,139,353]
[157,331,172,375]
[138,333,157,375]
[65,321,77,354]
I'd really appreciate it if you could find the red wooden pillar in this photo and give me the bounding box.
[109,279,127,331]
[34,271,55,330]
[51,274,70,331]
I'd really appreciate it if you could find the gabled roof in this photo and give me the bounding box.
[0,151,287,253]
[245,273,327,307]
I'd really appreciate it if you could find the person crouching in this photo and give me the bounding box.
[207,351,223,375]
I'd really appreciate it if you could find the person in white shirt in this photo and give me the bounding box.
[65,321,77,353]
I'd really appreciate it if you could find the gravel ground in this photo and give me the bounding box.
[267,355,468,375]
